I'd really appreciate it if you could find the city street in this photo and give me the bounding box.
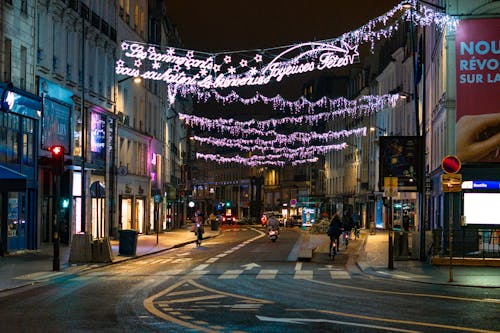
[0,227,498,333]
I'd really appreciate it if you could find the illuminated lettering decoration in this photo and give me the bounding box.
[116,41,357,88]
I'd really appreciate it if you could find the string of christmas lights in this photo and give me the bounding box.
[174,85,399,114]
[193,127,367,147]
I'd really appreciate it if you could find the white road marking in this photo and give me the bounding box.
[294,270,313,280]
[330,270,351,279]
[193,264,209,271]
[256,269,278,279]
[256,315,420,333]
[219,269,244,279]
[295,262,303,271]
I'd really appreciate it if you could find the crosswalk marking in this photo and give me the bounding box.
[330,270,350,279]
[256,269,278,279]
[294,270,313,280]
[184,270,209,279]
[218,269,244,279]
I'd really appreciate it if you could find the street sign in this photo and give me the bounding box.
[384,177,398,197]
[441,173,462,192]
[442,155,461,174]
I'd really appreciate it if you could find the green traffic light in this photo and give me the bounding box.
[62,198,70,208]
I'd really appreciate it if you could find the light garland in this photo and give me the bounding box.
[193,127,367,147]
[179,94,397,130]
[196,152,326,167]
[115,1,457,89]
[175,85,399,114]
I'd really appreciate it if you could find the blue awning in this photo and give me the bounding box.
[0,165,27,192]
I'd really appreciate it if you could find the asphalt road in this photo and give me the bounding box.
[0,227,499,333]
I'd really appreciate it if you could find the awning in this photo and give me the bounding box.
[0,165,27,192]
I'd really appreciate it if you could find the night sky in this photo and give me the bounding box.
[166,0,402,52]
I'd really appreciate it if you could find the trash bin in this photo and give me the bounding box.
[119,229,138,255]
[211,219,218,231]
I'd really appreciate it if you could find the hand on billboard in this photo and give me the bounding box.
[456,113,500,162]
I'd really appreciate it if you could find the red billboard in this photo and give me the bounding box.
[455,18,500,163]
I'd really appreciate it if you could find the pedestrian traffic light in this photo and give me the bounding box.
[49,145,65,175]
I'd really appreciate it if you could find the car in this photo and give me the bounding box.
[221,214,237,225]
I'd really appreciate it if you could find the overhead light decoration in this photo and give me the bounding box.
[115,0,458,166]
[174,86,399,113]
[115,1,456,88]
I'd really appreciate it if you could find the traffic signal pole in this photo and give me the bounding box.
[53,173,60,271]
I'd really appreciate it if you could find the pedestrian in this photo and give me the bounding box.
[327,211,342,257]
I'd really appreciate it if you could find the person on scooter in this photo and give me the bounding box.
[267,214,280,234]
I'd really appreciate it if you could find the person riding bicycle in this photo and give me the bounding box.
[327,212,342,257]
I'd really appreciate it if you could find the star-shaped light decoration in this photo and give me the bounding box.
[239,59,248,67]
[121,41,130,50]
[224,55,232,64]
[134,59,142,67]
[227,66,236,74]
[186,50,194,58]
[167,48,175,56]
[213,64,221,72]
[199,68,208,76]
[173,64,181,72]
[343,41,359,64]
[248,67,259,76]
[152,61,161,70]
[116,59,125,67]
[254,54,263,63]
[148,46,157,54]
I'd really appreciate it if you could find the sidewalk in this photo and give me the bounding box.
[0,225,220,292]
[357,230,500,288]
[1,226,498,293]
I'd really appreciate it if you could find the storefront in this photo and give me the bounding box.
[0,82,42,253]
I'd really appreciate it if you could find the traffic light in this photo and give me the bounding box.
[61,198,70,209]
[49,145,65,175]
[225,201,231,208]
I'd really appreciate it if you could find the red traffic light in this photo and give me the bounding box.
[441,155,461,174]
[49,145,64,156]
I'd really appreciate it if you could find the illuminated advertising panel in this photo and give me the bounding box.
[455,18,500,163]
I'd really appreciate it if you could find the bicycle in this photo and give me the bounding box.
[342,230,349,249]
[330,238,338,260]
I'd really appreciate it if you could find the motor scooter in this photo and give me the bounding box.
[268,227,279,242]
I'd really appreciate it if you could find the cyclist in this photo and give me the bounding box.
[327,212,342,258]
[342,210,353,248]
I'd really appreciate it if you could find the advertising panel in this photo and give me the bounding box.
[379,136,421,192]
[455,18,500,163]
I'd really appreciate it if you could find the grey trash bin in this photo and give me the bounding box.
[119,229,138,255]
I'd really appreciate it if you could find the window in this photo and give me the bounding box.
[23,118,34,166]
[20,46,27,90]
[4,38,12,82]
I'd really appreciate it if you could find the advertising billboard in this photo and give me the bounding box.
[455,18,500,163]
[379,136,421,192]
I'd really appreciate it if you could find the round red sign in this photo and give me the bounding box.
[442,155,461,173]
